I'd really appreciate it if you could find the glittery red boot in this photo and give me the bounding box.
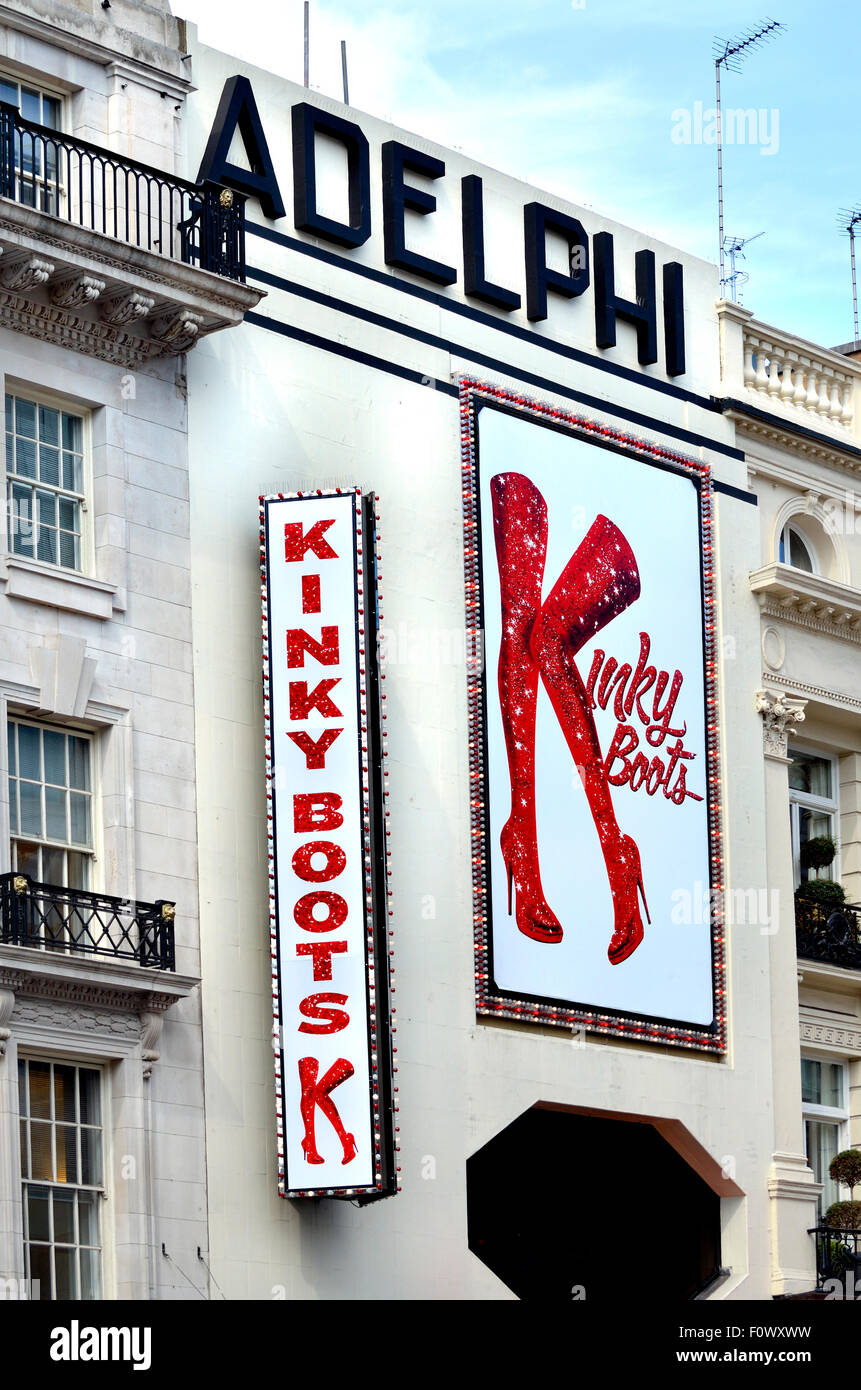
[529,515,650,964]
[490,472,562,944]
[298,1056,358,1165]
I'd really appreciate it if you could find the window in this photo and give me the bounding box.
[802,1057,848,1218]
[779,522,816,573]
[8,719,93,889]
[19,1058,104,1300]
[0,74,62,213]
[5,392,85,571]
[788,747,839,890]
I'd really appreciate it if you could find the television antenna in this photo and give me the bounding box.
[714,19,785,296]
[723,230,765,304]
[838,208,861,344]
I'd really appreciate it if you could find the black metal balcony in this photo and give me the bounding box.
[0,102,246,282]
[795,898,861,971]
[809,1226,861,1290]
[0,872,175,971]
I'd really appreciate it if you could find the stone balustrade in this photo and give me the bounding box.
[742,327,855,427]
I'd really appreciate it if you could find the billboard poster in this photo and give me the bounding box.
[461,379,725,1051]
[260,488,397,1198]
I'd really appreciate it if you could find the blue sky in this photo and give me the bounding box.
[176,0,858,349]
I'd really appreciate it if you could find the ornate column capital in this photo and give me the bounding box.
[755,688,807,760]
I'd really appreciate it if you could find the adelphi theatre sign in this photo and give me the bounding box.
[261,490,397,1199]
[198,76,686,372]
[461,380,725,1053]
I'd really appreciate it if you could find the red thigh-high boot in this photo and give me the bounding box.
[530,515,650,965]
[490,472,563,943]
[298,1056,358,1165]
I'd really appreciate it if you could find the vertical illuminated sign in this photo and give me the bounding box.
[261,488,397,1197]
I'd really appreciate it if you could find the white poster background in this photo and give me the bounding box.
[266,493,374,1191]
[478,408,714,1027]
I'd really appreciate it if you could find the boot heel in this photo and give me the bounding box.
[637,870,651,925]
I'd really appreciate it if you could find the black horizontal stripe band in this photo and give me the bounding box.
[244,275,745,463]
[246,220,723,414]
[712,479,757,505]
[244,310,460,395]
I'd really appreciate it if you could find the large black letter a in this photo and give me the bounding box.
[197,75,285,220]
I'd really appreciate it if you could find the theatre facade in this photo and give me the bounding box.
[0,0,859,1302]
[183,18,861,1301]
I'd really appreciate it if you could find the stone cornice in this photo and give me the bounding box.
[0,197,264,367]
[750,563,861,642]
[0,201,259,313]
[798,960,861,999]
[747,452,861,502]
[758,594,861,645]
[722,406,861,475]
[761,670,861,714]
[0,945,198,1013]
[104,59,192,104]
[0,2,192,91]
[716,296,754,327]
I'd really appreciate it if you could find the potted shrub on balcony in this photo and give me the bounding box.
[825,1150,861,1233]
[800,834,837,878]
[797,835,842,909]
[795,879,845,907]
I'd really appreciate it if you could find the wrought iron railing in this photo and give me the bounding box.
[0,872,175,970]
[795,897,861,970]
[809,1226,861,1290]
[0,102,246,281]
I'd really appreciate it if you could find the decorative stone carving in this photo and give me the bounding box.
[0,293,151,368]
[12,997,142,1040]
[140,1008,166,1081]
[761,625,786,673]
[149,308,202,353]
[0,962,180,1016]
[99,289,155,325]
[1,255,55,290]
[0,985,15,1059]
[28,634,96,718]
[800,1019,861,1054]
[755,688,806,758]
[759,593,861,645]
[50,273,106,308]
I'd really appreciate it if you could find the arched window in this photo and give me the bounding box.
[779,522,816,573]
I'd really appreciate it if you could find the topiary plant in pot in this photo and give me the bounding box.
[830,1148,861,1201]
[825,1151,861,1241]
[800,835,837,875]
[824,1201,861,1231]
[795,879,846,907]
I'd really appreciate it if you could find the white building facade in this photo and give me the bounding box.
[0,0,259,1301]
